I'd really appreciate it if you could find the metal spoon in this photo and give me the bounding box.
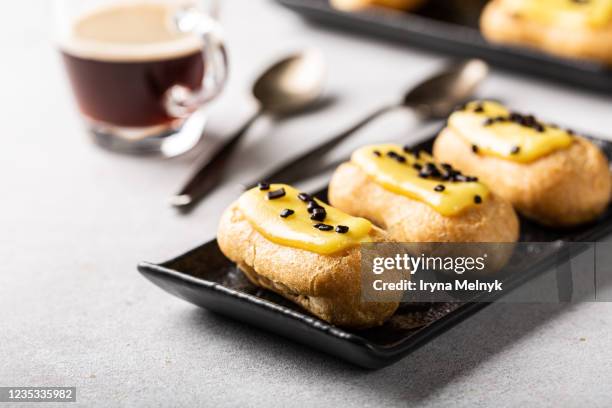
[171,50,326,210]
[246,59,489,188]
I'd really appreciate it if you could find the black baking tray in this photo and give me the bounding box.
[138,134,612,369]
[276,0,612,93]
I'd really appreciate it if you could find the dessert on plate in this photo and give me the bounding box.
[433,101,611,226]
[329,144,520,242]
[217,183,399,328]
[481,0,612,65]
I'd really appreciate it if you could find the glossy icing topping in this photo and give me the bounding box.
[502,0,612,28]
[238,184,373,255]
[351,144,489,216]
[448,101,574,163]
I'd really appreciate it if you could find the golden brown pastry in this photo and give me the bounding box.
[433,101,611,227]
[330,0,426,12]
[481,0,612,65]
[328,144,520,243]
[217,183,399,328]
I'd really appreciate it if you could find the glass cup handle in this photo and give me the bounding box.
[165,8,229,118]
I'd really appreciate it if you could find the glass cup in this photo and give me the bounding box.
[55,0,228,156]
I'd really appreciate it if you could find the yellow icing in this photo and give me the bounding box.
[448,101,574,163]
[238,184,373,255]
[503,0,612,28]
[351,144,489,216]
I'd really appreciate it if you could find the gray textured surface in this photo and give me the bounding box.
[2,0,612,406]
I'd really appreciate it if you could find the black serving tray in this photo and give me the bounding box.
[138,135,612,369]
[276,0,612,93]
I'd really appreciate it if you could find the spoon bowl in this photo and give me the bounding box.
[253,50,327,115]
[403,59,489,119]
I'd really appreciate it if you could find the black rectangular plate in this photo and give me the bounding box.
[138,135,612,369]
[276,0,612,93]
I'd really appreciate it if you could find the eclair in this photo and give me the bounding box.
[433,101,611,227]
[328,144,520,243]
[481,0,612,65]
[217,183,399,328]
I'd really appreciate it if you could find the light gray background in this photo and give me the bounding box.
[2,0,612,407]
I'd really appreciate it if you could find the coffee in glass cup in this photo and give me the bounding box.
[56,0,227,156]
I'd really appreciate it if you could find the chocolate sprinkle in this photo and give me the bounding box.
[474,195,482,204]
[386,151,407,163]
[410,160,478,184]
[483,111,548,133]
[403,145,413,154]
[307,200,323,214]
[419,164,441,179]
[511,146,521,155]
[258,182,270,191]
[313,223,334,231]
[280,209,294,218]
[434,184,445,192]
[310,208,327,222]
[472,144,479,154]
[335,225,349,234]
[425,163,442,178]
[266,188,285,200]
[373,150,382,157]
[483,117,497,126]
[297,192,312,202]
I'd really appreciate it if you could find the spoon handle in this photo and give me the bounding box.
[171,109,262,211]
[243,104,396,189]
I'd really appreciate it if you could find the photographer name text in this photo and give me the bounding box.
[372,279,503,292]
